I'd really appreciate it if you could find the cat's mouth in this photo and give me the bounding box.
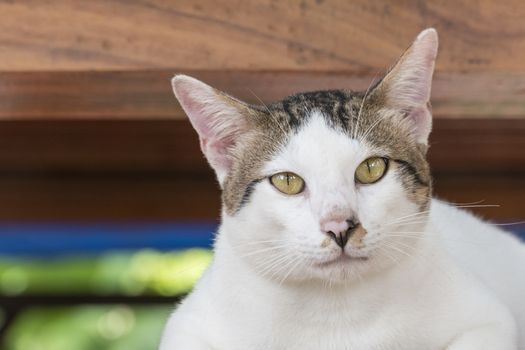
[315,253,369,268]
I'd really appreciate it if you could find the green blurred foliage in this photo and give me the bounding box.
[0,249,212,296]
[4,305,170,350]
[0,249,213,350]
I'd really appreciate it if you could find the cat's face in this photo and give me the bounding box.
[220,100,431,284]
[173,29,438,284]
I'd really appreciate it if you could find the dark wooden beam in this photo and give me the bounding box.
[0,173,221,221]
[0,118,523,174]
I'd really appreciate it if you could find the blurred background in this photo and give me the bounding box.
[0,1,524,349]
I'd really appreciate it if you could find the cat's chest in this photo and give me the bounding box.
[239,314,441,350]
[208,295,445,350]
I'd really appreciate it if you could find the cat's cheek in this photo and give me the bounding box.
[241,185,316,241]
[356,173,413,226]
[261,194,335,263]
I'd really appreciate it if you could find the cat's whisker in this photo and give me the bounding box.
[255,249,293,276]
[257,253,293,280]
[383,219,431,227]
[353,72,380,140]
[381,241,416,260]
[376,245,401,266]
[232,239,290,248]
[453,204,500,209]
[278,254,303,286]
[247,88,288,137]
[491,221,525,226]
[385,239,420,252]
[239,244,291,259]
[414,195,489,207]
[233,240,289,248]
[268,254,297,283]
[381,232,489,247]
[259,250,302,280]
[382,231,426,235]
[385,210,432,226]
[410,194,502,211]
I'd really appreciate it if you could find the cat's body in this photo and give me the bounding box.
[162,200,524,350]
[160,29,525,349]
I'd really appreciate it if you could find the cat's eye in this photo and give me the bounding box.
[270,172,305,195]
[355,157,388,184]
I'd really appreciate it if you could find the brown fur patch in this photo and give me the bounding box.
[320,237,331,248]
[349,225,367,248]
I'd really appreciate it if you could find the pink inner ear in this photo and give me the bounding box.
[172,75,245,181]
[383,30,437,144]
[408,106,432,144]
[201,137,235,175]
[176,87,214,139]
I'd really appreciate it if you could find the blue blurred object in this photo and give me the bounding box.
[0,222,217,256]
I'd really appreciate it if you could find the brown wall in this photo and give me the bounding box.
[0,0,523,221]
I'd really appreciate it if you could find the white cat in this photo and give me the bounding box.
[160,28,525,350]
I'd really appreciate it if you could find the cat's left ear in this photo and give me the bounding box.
[374,28,438,145]
[172,75,253,186]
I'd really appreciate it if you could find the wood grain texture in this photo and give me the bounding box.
[1,70,525,120]
[0,1,524,72]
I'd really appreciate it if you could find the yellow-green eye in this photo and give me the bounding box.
[270,172,305,195]
[355,157,388,184]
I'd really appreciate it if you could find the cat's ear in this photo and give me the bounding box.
[172,75,252,185]
[374,28,438,145]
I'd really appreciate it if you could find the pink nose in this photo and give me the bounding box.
[320,217,358,249]
[321,219,351,235]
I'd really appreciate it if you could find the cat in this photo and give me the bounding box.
[159,28,525,350]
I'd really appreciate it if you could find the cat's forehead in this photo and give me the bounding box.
[266,89,363,132]
[264,111,367,175]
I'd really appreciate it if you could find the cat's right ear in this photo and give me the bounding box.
[172,75,251,185]
[372,28,438,146]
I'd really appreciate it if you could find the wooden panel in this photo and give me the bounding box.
[0,174,220,221]
[0,120,207,174]
[1,70,525,120]
[0,119,523,175]
[0,1,524,71]
[428,119,525,174]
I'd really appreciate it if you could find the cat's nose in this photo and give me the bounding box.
[321,218,359,249]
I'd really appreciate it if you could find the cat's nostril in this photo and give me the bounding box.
[346,219,357,230]
[322,218,360,249]
[327,230,350,249]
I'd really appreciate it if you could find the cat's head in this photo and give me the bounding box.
[172,29,437,284]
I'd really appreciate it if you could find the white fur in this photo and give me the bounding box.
[159,113,525,350]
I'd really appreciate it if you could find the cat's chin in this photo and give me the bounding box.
[315,253,369,269]
[301,251,380,284]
